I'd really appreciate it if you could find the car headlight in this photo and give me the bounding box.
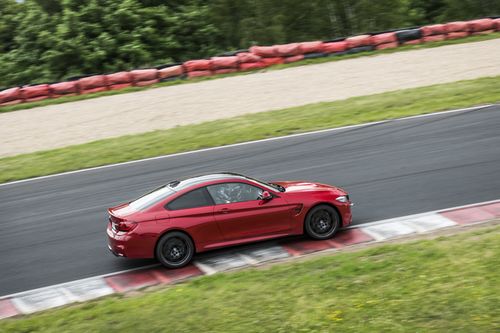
[335,195,349,203]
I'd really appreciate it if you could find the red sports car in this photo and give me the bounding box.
[107,173,352,268]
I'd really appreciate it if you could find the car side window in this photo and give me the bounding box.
[207,183,263,204]
[166,187,213,210]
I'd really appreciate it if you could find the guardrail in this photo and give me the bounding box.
[1,17,499,108]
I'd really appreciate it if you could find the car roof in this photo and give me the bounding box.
[168,172,252,191]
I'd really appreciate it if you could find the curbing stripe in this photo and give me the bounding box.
[2,198,500,319]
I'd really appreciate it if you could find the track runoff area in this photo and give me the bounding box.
[1,104,500,318]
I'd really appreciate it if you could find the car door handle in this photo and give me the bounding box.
[218,208,230,214]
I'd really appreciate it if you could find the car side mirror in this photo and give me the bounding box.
[259,191,272,201]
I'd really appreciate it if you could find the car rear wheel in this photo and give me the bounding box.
[304,205,340,240]
[156,231,194,268]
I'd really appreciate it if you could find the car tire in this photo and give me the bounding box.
[155,231,194,268]
[304,205,340,240]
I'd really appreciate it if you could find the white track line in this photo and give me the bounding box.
[0,104,493,188]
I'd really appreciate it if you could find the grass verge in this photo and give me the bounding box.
[2,224,498,332]
[1,32,499,114]
[1,75,500,184]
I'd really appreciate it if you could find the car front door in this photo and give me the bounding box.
[207,182,293,241]
[160,187,223,250]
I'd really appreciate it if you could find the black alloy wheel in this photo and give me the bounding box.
[156,231,194,268]
[304,205,340,240]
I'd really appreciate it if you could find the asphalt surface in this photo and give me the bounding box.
[1,106,500,296]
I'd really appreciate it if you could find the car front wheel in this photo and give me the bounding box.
[304,205,340,240]
[155,231,194,268]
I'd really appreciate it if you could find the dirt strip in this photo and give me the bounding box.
[1,39,499,157]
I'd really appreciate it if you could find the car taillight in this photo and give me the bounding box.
[112,220,137,233]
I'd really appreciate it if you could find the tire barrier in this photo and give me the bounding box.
[183,60,211,72]
[275,43,302,56]
[422,34,446,42]
[346,45,374,54]
[106,72,133,90]
[468,18,495,33]
[395,29,422,43]
[214,68,238,75]
[78,75,109,94]
[345,35,372,49]
[446,31,469,40]
[303,52,327,59]
[21,84,51,102]
[158,65,183,81]
[49,81,79,97]
[0,87,23,106]
[249,45,277,57]
[421,24,446,36]
[187,70,213,78]
[376,41,399,50]
[445,21,469,33]
[321,41,347,53]
[283,55,304,63]
[260,57,284,66]
[371,32,397,45]
[237,52,262,63]
[403,39,422,45]
[210,56,239,70]
[239,62,266,71]
[130,69,159,87]
[299,41,323,54]
[2,16,498,108]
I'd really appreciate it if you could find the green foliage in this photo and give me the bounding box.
[0,0,499,87]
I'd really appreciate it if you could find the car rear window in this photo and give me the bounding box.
[129,185,175,210]
[167,187,214,210]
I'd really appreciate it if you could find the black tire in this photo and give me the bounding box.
[155,231,194,268]
[304,205,341,240]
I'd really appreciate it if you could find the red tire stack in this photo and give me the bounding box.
[320,41,347,54]
[467,18,495,35]
[106,72,133,90]
[21,84,51,102]
[345,35,372,49]
[183,60,212,78]
[371,32,398,50]
[78,75,109,94]
[421,24,447,42]
[130,69,159,87]
[274,43,303,63]
[237,52,264,71]
[445,21,469,40]
[210,56,239,75]
[0,87,24,106]
[249,45,284,67]
[158,65,184,81]
[49,81,79,98]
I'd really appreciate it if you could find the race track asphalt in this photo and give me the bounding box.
[1,105,499,296]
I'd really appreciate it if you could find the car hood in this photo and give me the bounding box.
[272,181,346,194]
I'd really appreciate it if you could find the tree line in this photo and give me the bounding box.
[0,0,498,87]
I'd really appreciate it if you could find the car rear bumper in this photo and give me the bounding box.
[106,223,156,258]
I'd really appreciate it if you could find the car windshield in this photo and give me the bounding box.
[129,185,175,210]
[244,176,286,192]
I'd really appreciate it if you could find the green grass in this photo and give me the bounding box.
[1,32,499,114]
[1,75,500,184]
[2,225,498,332]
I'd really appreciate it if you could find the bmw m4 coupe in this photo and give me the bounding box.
[107,173,352,268]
